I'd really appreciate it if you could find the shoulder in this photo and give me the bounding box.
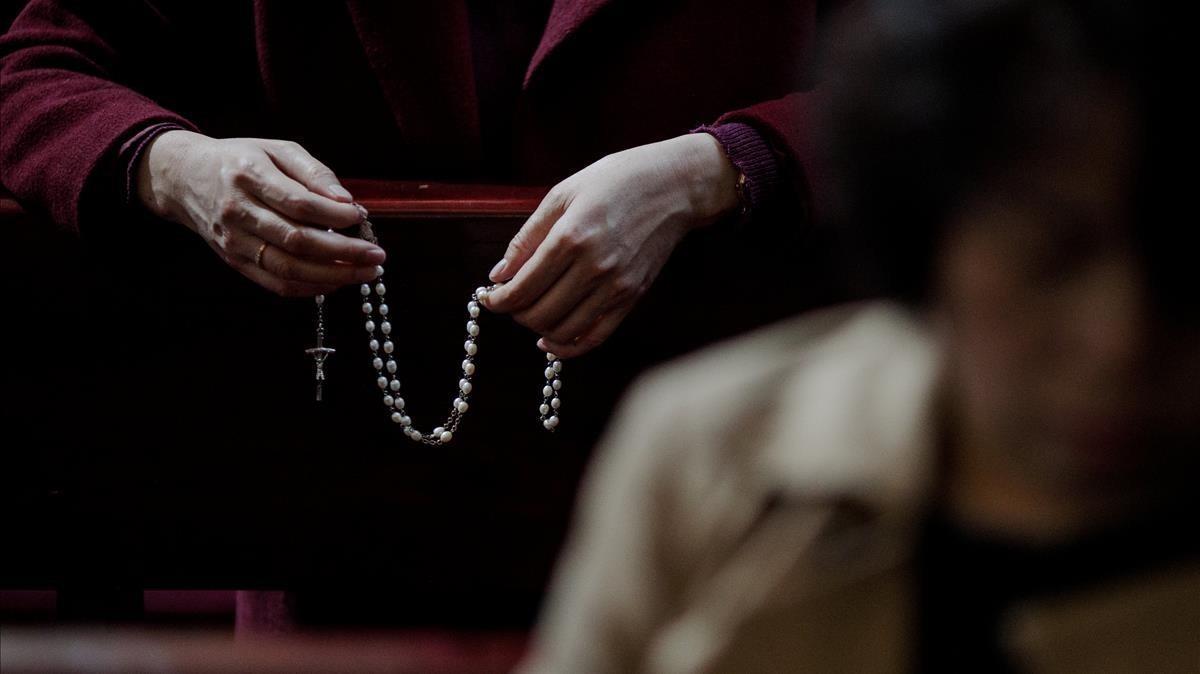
[614,301,941,508]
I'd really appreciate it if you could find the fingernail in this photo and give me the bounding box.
[489,259,508,281]
[365,247,386,264]
[329,184,353,202]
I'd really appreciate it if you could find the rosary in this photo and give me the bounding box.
[304,205,562,445]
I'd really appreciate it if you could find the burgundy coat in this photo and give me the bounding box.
[1,0,820,230]
[0,0,836,624]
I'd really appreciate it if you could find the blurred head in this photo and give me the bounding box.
[820,0,1197,509]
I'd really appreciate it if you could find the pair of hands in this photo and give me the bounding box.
[138,130,738,357]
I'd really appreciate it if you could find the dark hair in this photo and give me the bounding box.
[818,0,1184,313]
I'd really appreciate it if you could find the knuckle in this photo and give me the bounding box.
[227,157,258,186]
[507,235,530,256]
[282,193,316,218]
[611,274,641,300]
[590,254,619,277]
[216,197,243,223]
[273,256,297,280]
[280,226,306,252]
[307,162,330,180]
[546,183,568,205]
[559,231,589,255]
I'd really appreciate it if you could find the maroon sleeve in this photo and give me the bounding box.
[710,91,829,222]
[691,122,778,213]
[0,0,197,232]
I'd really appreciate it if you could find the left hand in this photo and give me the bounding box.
[482,133,740,358]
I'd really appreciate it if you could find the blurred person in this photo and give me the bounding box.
[521,0,1199,671]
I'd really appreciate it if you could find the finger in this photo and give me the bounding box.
[511,260,602,337]
[243,201,385,266]
[489,188,567,283]
[483,230,576,314]
[207,241,337,298]
[536,282,618,346]
[262,139,355,203]
[244,159,362,229]
[257,239,381,287]
[539,304,631,359]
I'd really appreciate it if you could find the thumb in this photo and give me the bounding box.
[263,139,354,203]
[490,189,567,282]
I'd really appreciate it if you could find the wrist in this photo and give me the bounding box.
[136,129,201,219]
[669,133,740,225]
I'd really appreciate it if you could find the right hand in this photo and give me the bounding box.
[136,130,385,297]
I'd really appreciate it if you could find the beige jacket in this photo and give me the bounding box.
[520,303,1200,674]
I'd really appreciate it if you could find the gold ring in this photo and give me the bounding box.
[254,242,269,269]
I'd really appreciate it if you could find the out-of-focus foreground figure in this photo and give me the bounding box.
[520,1,1199,671]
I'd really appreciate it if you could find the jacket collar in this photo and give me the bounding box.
[344,1,481,164]
[756,304,943,513]
[524,0,615,87]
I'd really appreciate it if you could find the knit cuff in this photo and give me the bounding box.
[691,121,779,212]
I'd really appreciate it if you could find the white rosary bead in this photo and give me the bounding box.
[355,278,564,443]
[375,265,385,277]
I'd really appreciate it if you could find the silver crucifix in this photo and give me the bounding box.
[307,294,335,401]
[305,338,335,401]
